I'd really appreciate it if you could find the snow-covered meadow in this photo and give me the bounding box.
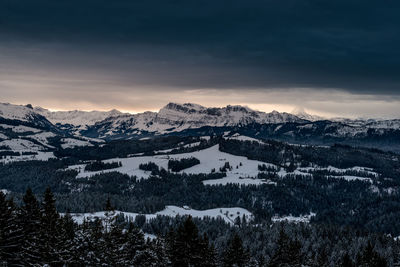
[68,142,379,185]
[68,144,277,185]
[68,205,254,226]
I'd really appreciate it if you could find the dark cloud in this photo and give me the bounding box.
[0,0,400,95]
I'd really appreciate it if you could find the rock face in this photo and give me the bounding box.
[86,103,307,138]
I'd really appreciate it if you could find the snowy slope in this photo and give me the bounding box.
[0,151,55,164]
[68,145,278,185]
[225,133,264,144]
[0,103,39,122]
[68,144,380,185]
[0,124,41,133]
[0,103,54,129]
[68,205,254,225]
[60,138,94,149]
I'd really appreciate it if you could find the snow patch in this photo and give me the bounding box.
[272,213,316,224]
[68,205,253,226]
[61,138,93,149]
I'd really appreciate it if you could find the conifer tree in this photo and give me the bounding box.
[198,233,217,267]
[104,197,115,233]
[121,223,147,264]
[20,188,43,265]
[340,252,354,267]
[0,193,22,265]
[58,212,76,264]
[268,227,303,267]
[168,216,215,267]
[356,241,387,267]
[222,233,250,267]
[40,187,61,265]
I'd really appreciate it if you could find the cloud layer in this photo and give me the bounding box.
[0,0,399,116]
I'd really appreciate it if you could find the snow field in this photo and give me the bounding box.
[69,145,277,185]
[68,205,254,226]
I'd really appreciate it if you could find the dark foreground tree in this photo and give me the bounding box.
[0,192,22,265]
[20,188,43,265]
[356,241,387,267]
[222,233,250,267]
[168,216,217,267]
[269,227,303,267]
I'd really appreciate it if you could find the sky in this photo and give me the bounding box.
[0,0,399,118]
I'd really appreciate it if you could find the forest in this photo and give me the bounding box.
[0,189,396,266]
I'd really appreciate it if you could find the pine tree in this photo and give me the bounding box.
[199,233,217,267]
[222,233,250,267]
[168,216,215,267]
[19,188,44,265]
[356,241,387,267]
[340,253,354,267]
[58,212,77,264]
[0,193,23,265]
[82,217,107,265]
[148,238,169,267]
[121,223,147,264]
[268,227,303,267]
[104,197,116,233]
[107,226,124,264]
[40,187,61,265]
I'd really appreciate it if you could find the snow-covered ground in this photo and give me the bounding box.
[0,189,10,195]
[61,138,93,149]
[0,138,44,152]
[0,133,8,140]
[0,124,41,133]
[68,205,253,226]
[68,144,378,185]
[0,151,55,164]
[0,103,40,122]
[226,134,264,144]
[327,175,372,183]
[271,212,316,224]
[68,145,277,185]
[203,176,276,186]
[296,165,378,183]
[28,132,56,148]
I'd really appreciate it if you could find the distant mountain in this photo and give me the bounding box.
[0,102,400,153]
[0,104,98,158]
[34,107,123,127]
[84,103,307,138]
[291,107,325,121]
[0,103,54,129]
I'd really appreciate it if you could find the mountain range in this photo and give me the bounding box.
[0,102,399,153]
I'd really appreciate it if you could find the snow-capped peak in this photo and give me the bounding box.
[88,102,308,138]
[291,107,325,121]
[0,103,40,122]
[34,107,124,126]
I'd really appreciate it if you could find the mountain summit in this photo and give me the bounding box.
[86,102,307,138]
